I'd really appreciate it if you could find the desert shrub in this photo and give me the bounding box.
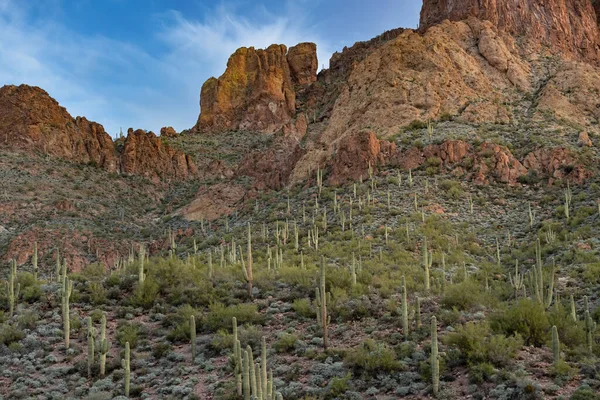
[326,373,352,398]
[445,322,523,367]
[210,325,262,353]
[116,322,142,348]
[292,298,313,318]
[406,120,428,130]
[571,385,600,400]
[441,280,484,311]
[440,180,464,199]
[87,281,107,305]
[128,277,159,309]
[274,333,299,353]
[345,339,402,374]
[165,304,201,342]
[548,304,586,350]
[205,302,263,332]
[0,323,25,346]
[152,342,172,359]
[17,272,41,303]
[469,362,495,384]
[490,299,549,347]
[17,311,38,330]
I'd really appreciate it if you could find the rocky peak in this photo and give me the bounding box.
[195,42,318,134]
[0,84,118,171]
[0,84,196,181]
[120,128,197,182]
[419,0,600,64]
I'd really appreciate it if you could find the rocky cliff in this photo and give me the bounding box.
[194,43,318,133]
[0,84,196,181]
[419,0,600,64]
[0,85,118,171]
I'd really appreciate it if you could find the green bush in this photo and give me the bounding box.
[446,322,523,367]
[128,278,159,309]
[490,299,549,347]
[0,323,25,346]
[152,342,172,359]
[274,333,299,353]
[165,304,201,342]
[292,298,313,318]
[441,280,484,311]
[205,302,263,332]
[326,373,351,399]
[469,362,495,384]
[17,311,38,330]
[344,339,402,373]
[116,322,142,348]
[17,272,41,303]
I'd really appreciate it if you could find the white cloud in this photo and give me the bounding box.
[0,0,333,136]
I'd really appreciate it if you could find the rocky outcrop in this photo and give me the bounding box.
[0,85,197,182]
[0,85,118,171]
[176,183,247,221]
[195,43,318,134]
[120,129,198,182]
[160,126,178,138]
[328,131,398,185]
[523,148,592,183]
[419,0,600,64]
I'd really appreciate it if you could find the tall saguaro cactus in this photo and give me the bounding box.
[423,238,431,291]
[87,317,95,378]
[62,276,73,349]
[122,342,131,397]
[315,256,330,350]
[190,315,197,363]
[99,312,109,377]
[32,242,38,280]
[8,259,19,317]
[242,223,254,299]
[551,325,560,365]
[431,316,440,397]
[401,276,409,340]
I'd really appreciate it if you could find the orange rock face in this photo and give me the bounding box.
[0,84,118,171]
[523,148,593,183]
[195,43,317,133]
[328,131,398,185]
[419,0,600,64]
[120,129,198,182]
[160,126,178,138]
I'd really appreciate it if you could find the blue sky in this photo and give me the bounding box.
[0,0,421,136]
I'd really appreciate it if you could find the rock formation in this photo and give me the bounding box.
[419,0,600,64]
[120,129,198,182]
[0,84,197,181]
[0,85,118,171]
[195,43,318,133]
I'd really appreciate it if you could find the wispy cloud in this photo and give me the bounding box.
[0,0,332,136]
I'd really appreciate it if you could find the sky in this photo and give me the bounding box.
[0,0,421,136]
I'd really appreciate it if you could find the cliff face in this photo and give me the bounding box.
[419,0,600,64]
[195,43,318,133]
[120,129,198,182]
[0,84,196,181]
[0,85,118,171]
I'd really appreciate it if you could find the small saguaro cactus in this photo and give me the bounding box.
[570,295,577,323]
[415,296,422,329]
[401,276,409,340]
[509,260,525,298]
[584,297,597,352]
[87,317,95,378]
[62,276,73,349]
[190,315,197,363]
[350,253,357,286]
[8,259,19,317]
[138,244,145,284]
[551,325,560,365]
[122,341,131,397]
[32,242,38,280]
[55,249,61,282]
[241,223,254,299]
[315,256,330,350]
[99,312,109,377]
[564,183,572,220]
[242,348,251,400]
[423,238,431,291]
[431,316,440,397]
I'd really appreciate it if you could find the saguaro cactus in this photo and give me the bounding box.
[401,276,409,340]
[138,244,145,284]
[32,242,38,280]
[122,342,131,397]
[423,238,431,291]
[190,315,197,363]
[431,316,440,397]
[62,276,73,349]
[87,317,95,378]
[99,313,109,377]
[415,296,421,329]
[315,256,330,350]
[551,325,560,365]
[242,348,251,400]
[8,259,19,317]
[242,223,254,299]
